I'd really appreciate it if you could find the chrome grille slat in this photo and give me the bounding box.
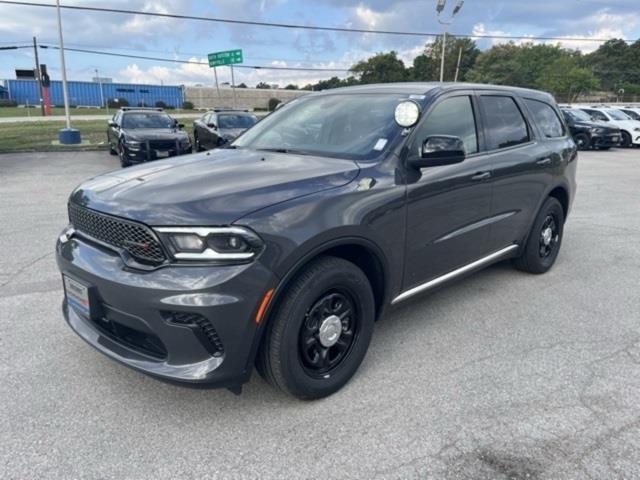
[68,203,166,265]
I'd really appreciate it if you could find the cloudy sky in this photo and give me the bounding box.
[0,0,639,87]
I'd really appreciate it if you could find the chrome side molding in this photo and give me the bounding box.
[391,244,519,305]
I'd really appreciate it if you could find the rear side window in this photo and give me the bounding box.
[524,99,565,138]
[479,96,529,150]
[413,96,478,155]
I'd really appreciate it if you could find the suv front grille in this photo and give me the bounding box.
[68,203,166,266]
[149,139,178,151]
[165,311,225,357]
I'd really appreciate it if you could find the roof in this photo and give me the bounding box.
[314,82,554,101]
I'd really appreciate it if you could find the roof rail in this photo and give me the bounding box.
[121,107,164,112]
[211,108,249,113]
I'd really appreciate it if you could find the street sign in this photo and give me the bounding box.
[208,49,243,67]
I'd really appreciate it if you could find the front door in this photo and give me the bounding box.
[402,93,494,291]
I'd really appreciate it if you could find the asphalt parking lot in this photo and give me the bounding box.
[1,149,639,479]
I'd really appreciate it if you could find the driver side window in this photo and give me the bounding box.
[411,96,478,157]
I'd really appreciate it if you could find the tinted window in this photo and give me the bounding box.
[218,114,258,129]
[479,96,529,150]
[122,113,175,129]
[525,99,564,138]
[412,96,478,155]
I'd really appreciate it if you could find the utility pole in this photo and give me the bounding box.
[55,0,80,143]
[436,0,465,82]
[230,64,237,109]
[213,66,221,107]
[33,36,45,116]
[454,46,463,82]
[95,68,105,111]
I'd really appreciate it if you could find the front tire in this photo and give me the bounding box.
[118,142,131,168]
[256,256,375,400]
[621,131,632,148]
[513,197,564,274]
[575,133,590,150]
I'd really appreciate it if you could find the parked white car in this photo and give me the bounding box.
[577,106,640,147]
[618,106,640,122]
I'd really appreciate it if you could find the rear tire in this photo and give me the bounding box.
[256,256,375,400]
[513,197,564,274]
[108,139,117,155]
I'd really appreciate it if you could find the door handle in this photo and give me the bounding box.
[471,171,491,181]
[536,157,552,166]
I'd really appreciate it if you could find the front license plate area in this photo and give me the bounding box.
[155,150,170,158]
[63,275,91,318]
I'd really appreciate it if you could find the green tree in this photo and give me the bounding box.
[411,36,479,81]
[284,84,299,90]
[255,82,271,89]
[537,56,599,102]
[236,83,248,88]
[350,51,408,84]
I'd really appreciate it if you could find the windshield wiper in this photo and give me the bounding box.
[256,147,309,155]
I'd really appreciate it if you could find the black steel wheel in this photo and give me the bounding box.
[513,197,565,274]
[574,133,590,150]
[256,256,375,399]
[299,290,358,378]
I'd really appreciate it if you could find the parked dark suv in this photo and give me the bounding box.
[560,107,621,150]
[107,107,192,167]
[57,83,577,399]
[193,109,259,151]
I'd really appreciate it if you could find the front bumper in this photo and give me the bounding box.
[591,133,621,148]
[57,234,277,387]
[123,141,192,164]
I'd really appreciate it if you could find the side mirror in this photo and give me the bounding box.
[207,123,217,129]
[410,135,466,168]
[177,123,185,129]
[108,121,117,128]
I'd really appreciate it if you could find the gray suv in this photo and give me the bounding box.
[57,83,577,399]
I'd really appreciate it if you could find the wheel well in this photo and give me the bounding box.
[549,186,569,219]
[322,244,385,317]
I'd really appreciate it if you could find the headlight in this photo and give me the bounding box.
[154,226,263,262]
[590,128,604,134]
[124,139,142,150]
[634,127,640,132]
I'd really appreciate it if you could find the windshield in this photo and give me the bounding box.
[604,109,631,121]
[564,109,592,122]
[622,109,640,120]
[122,113,175,129]
[233,93,410,160]
[218,114,258,129]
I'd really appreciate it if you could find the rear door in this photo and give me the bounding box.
[402,92,494,290]
[478,93,557,252]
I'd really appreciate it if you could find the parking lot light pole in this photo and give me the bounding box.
[436,0,464,83]
[55,0,81,144]
[95,68,105,111]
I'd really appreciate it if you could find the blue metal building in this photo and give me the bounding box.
[2,79,184,107]
[0,84,8,100]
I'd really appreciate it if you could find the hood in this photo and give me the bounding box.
[609,119,640,130]
[69,149,360,226]
[573,121,619,132]
[124,128,188,142]
[218,127,246,141]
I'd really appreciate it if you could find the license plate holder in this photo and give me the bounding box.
[155,150,170,158]
[63,275,92,318]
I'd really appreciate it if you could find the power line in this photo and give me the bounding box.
[0,0,635,43]
[39,45,352,72]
